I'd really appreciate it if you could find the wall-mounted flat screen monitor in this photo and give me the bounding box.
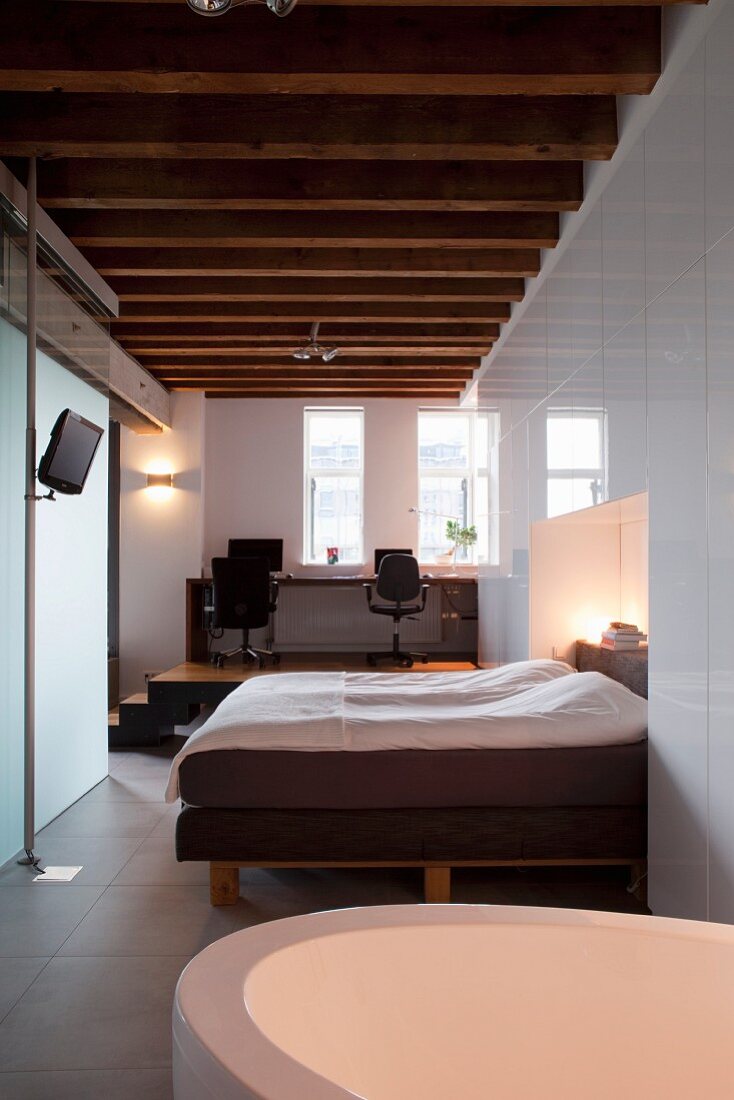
[38,409,105,495]
[228,538,284,573]
[374,548,413,573]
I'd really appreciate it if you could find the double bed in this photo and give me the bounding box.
[166,659,648,905]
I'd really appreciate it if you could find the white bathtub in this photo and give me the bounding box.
[173,904,734,1100]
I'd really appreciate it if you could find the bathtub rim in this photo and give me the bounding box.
[173,903,734,1100]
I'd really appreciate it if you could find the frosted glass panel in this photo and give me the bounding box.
[0,315,27,864]
[35,352,108,830]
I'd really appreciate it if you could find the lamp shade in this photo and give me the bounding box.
[146,472,173,489]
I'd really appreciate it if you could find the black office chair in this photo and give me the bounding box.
[209,556,280,670]
[363,553,430,668]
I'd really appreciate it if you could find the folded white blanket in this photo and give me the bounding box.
[164,660,648,803]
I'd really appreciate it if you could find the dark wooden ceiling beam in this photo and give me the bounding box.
[114,301,510,323]
[120,343,488,357]
[128,355,479,367]
[0,94,617,161]
[89,247,539,278]
[110,321,499,338]
[154,369,476,381]
[55,210,558,250]
[62,2,698,8]
[24,158,583,212]
[0,6,661,96]
[107,276,526,302]
[174,379,465,391]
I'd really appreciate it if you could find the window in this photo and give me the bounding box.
[547,407,606,518]
[304,408,364,565]
[417,409,493,563]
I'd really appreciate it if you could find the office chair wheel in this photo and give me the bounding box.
[272,654,281,666]
[399,658,413,669]
[258,657,266,670]
[421,656,429,664]
[367,655,378,667]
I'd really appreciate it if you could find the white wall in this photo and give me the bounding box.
[203,398,431,571]
[476,3,734,923]
[119,392,204,697]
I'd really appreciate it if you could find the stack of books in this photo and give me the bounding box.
[600,622,648,651]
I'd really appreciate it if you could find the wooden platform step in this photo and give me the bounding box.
[109,692,179,750]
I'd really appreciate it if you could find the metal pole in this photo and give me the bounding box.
[20,156,41,870]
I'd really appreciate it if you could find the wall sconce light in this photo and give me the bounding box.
[146,473,173,490]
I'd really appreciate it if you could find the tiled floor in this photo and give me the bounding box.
[0,738,647,1099]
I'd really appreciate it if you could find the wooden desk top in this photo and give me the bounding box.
[188,574,477,587]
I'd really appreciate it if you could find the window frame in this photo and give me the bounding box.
[417,407,493,565]
[303,407,365,566]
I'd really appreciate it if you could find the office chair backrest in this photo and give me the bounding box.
[376,553,421,603]
[211,557,271,631]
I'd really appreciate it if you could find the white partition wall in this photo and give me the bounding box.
[476,1,734,922]
[34,352,109,830]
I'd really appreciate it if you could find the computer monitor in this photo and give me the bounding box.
[374,548,413,574]
[228,538,284,573]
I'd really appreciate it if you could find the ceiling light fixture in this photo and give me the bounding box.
[186,0,297,18]
[293,322,340,363]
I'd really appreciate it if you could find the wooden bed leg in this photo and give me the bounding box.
[210,863,239,906]
[424,866,451,904]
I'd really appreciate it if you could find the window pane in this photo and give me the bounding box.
[547,413,574,470]
[419,414,469,469]
[475,474,489,563]
[572,415,602,468]
[308,414,361,469]
[309,476,361,563]
[419,476,468,560]
[476,415,490,469]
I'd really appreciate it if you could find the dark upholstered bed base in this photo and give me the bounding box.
[176,803,647,904]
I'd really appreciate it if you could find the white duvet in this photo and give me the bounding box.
[165,659,647,801]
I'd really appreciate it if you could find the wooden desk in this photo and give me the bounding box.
[186,574,477,662]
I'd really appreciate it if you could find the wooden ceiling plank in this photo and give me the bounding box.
[0,5,661,96]
[110,321,500,338]
[107,275,527,302]
[26,159,583,212]
[129,356,480,368]
[114,301,510,322]
[203,392,463,400]
[55,210,559,249]
[0,94,617,161]
[121,344,488,356]
[89,247,540,277]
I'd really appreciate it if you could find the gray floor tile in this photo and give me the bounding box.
[107,752,131,774]
[79,775,168,803]
[58,885,237,957]
[114,745,182,780]
[112,838,208,887]
[0,838,142,888]
[0,959,49,1023]
[0,1068,173,1100]
[0,887,104,957]
[39,801,169,839]
[0,956,188,1071]
[148,806,180,839]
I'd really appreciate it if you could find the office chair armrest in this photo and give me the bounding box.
[362,582,373,606]
[269,579,279,611]
[420,584,430,611]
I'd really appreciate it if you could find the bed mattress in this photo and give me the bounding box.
[178,740,647,810]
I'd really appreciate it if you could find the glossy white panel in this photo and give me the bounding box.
[645,40,705,304]
[646,260,708,920]
[603,318,647,501]
[706,3,734,250]
[570,206,603,373]
[527,403,548,525]
[705,229,734,923]
[546,250,574,389]
[602,136,645,341]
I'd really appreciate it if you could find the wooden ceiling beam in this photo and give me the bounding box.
[24,158,583,212]
[154,369,475,381]
[78,1,698,7]
[55,211,558,250]
[89,247,539,278]
[0,94,617,162]
[110,321,499,338]
[107,276,526,303]
[113,301,510,323]
[0,6,660,96]
[120,344,488,357]
[128,355,480,368]
[175,380,464,391]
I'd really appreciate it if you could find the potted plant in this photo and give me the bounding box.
[445,520,478,569]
